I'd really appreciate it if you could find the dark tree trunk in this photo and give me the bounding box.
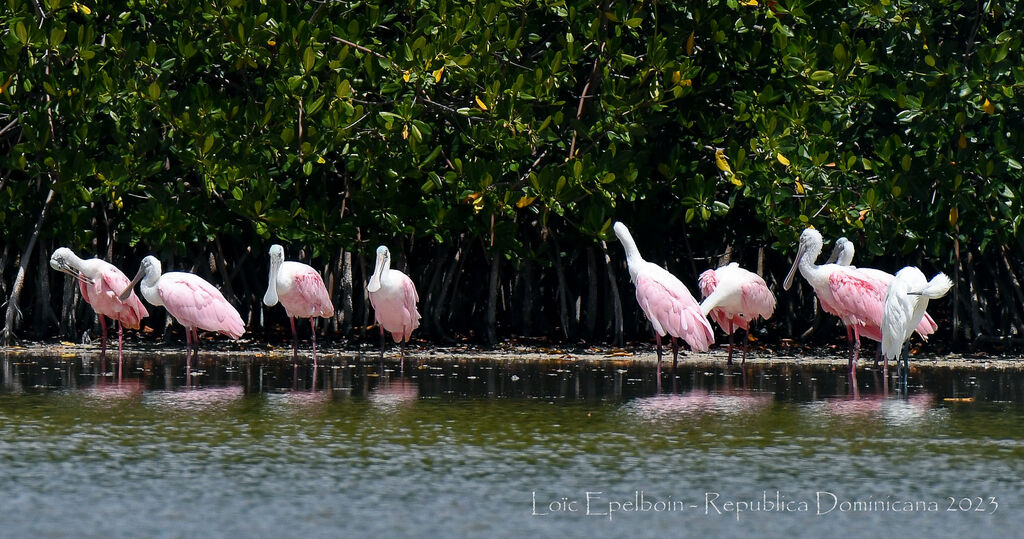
[486,252,499,344]
[601,240,624,347]
[4,186,54,345]
[550,237,571,340]
[584,247,598,338]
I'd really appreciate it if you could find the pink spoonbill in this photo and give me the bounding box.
[613,222,713,376]
[366,245,420,364]
[119,256,244,361]
[49,247,149,359]
[783,228,936,370]
[882,267,952,384]
[698,262,776,365]
[263,244,335,364]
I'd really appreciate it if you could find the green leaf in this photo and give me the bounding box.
[148,81,161,100]
[810,70,834,82]
[303,46,315,73]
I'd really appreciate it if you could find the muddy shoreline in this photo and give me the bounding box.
[2,340,1022,370]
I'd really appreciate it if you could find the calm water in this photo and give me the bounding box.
[0,351,1022,538]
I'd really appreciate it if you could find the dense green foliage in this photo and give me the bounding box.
[2,0,1023,348]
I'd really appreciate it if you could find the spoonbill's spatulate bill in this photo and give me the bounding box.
[699,262,775,365]
[263,244,335,363]
[366,245,420,364]
[613,222,713,375]
[120,256,244,361]
[50,247,149,359]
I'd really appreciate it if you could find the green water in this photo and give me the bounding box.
[0,352,1022,538]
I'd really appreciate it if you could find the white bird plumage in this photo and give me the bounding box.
[881,267,953,376]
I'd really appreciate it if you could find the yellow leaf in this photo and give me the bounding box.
[679,79,692,87]
[516,195,537,208]
[472,196,485,213]
[983,98,994,114]
[777,153,790,166]
[949,207,959,227]
[433,67,444,83]
[316,155,326,164]
[740,0,758,5]
[402,70,411,83]
[402,124,409,140]
[730,175,743,186]
[715,149,732,174]
[0,75,13,95]
[795,178,805,195]
[77,3,92,14]
[475,95,488,111]
[114,196,123,209]
[267,40,277,47]
[686,31,695,56]
[672,70,681,84]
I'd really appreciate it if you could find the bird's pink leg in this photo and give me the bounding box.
[99,316,108,358]
[400,339,407,376]
[654,332,663,393]
[117,321,124,362]
[670,336,679,372]
[726,320,735,366]
[309,318,318,366]
[741,325,750,366]
[379,327,387,362]
[289,317,299,364]
[850,326,862,371]
[845,325,854,365]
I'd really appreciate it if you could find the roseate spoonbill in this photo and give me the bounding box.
[49,248,149,359]
[119,256,244,360]
[698,262,776,365]
[263,244,335,364]
[783,228,936,369]
[825,237,854,266]
[612,222,713,376]
[882,267,952,383]
[366,246,420,363]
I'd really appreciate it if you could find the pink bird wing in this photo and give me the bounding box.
[98,270,149,328]
[635,274,713,352]
[158,275,245,339]
[916,311,938,338]
[740,278,776,321]
[369,275,420,343]
[293,270,335,318]
[828,269,885,340]
[697,269,717,299]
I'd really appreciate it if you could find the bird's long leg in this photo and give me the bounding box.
[900,339,911,395]
[654,332,663,393]
[670,337,679,393]
[117,321,124,383]
[874,346,881,369]
[99,315,108,358]
[741,322,750,366]
[289,317,299,365]
[379,327,386,362]
[400,339,407,376]
[850,326,862,371]
[726,320,735,366]
[309,318,318,366]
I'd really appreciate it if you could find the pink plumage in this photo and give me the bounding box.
[613,222,713,376]
[79,266,149,330]
[784,228,936,369]
[156,272,245,339]
[264,245,335,362]
[367,245,420,363]
[369,274,420,343]
[50,247,149,358]
[123,255,244,361]
[698,262,775,364]
[698,263,775,333]
[635,273,713,352]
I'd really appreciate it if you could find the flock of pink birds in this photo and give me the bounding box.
[48,223,952,376]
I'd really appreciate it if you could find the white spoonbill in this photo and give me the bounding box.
[698,262,776,365]
[120,256,244,360]
[613,222,713,375]
[882,267,953,379]
[49,248,149,359]
[366,246,420,362]
[263,244,335,363]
